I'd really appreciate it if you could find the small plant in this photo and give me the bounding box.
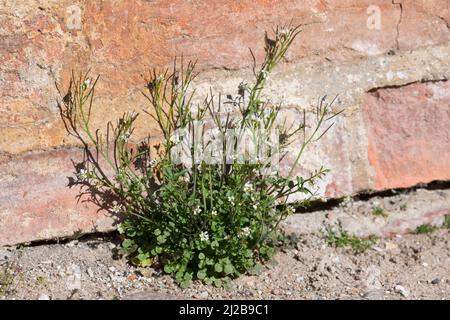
[0,263,17,295]
[58,25,339,288]
[414,223,438,234]
[372,206,388,218]
[326,229,376,253]
[444,215,450,229]
[35,276,46,286]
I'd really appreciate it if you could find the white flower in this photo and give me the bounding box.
[120,131,131,141]
[279,28,290,36]
[227,195,235,205]
[193,206,202,215]
[83,78,91,90]
[266,138,277,148]
[149,159,158,168]
[261,69,270,80]
[110,204,122,214]
[239,227,251,238]
[252,204,258,210]
[243,182,253,193]
[211,210,217,217]
[286,206,295,215]
[200,231,209,242]
[170,132,180,144]
[77,168,89,182]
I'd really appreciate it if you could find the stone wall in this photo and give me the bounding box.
[1,0,449,245]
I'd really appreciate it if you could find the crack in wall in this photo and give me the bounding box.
[5,179,450,248]
[367,78,449,93]
[392,0,403,50]
[295,180,450,214]
[437,16,450,30]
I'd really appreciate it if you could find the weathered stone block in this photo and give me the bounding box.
[0,149,117,246]
[0,0,449,244]
[363,81,450,190]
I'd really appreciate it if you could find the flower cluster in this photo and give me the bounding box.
[77,168,89,182]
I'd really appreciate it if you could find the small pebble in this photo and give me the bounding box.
[196,291,209,299]
[271,288,282,295]
[394,285,409,298]
[430,278,440,285]
[66,240,78,247]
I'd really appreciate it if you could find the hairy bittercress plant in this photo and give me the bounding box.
[58,25,339,288]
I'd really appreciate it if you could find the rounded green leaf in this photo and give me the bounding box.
[122,239,133,248]
[180,280,190,289]
[197,269,207,280]
[213,279,222,287]
[164,264,173,274]
[224,264,234,275]
[214,263,223,273]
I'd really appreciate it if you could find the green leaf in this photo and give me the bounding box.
[213,279,222,287]
[214,263,223,273]
[175,271,184,281]
[197,269,207,280]
[249,263,263,275]
[164,265,173,274]
[117,224,125,234]
[210,240,219,249]
[184,272,193,281]
[131,257,140,265]
[224,264,234,275]
[198,252,205,260]
[126,229,136,237]
[156,235,166,244]
[180,280,190,289]
[122,239,133,248]
[140,258,152,267]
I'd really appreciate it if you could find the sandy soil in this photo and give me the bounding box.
[1,227,448,300]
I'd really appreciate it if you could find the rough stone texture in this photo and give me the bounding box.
[282,188,450,238]
[363,81,450,189]
[0,149,117,246]
[0,0,449,244]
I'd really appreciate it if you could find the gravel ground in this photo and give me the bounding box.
[1,227,448,300]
